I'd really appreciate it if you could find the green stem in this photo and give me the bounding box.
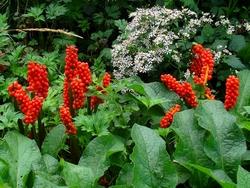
[69,135,81,163]
[37,114,46,148]
[31,125,39,143]
[18,119,25,135]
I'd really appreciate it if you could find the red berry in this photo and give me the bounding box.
[160,104,181,128]
[59,106,77,135]
[27,61,49,99]
[224,75,239,110]
[190,44,214,85]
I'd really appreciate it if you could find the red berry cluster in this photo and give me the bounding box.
[63,46,92,110]
[8,62,49,125]
[161,74,198,107]
[160,104,181,128]
[59,106,77,135]
[60,46,93,134]
[65,46,78,81]
[205,87,215,100]
[90,73,111,110]
[8,81,30,114]
[27,62,49,98]
[190,44,214,85]
[224,75,239,110]
[103,72,111,87]
[23,96,43,124]
[71,78,86,109]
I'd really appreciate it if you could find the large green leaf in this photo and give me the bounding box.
[134,82,179,109]
[131,124,177,188]
[224,56,246,70]
[237,166,250,188]
[62,161,94,187]
[0,131,41,188]
[187,163,235,188]
[196,100,246,179]
[115,163,134,187]
[235,70,250,113]
[41,125,67,158]
[172,109,212,186]
[229,35,246,52]
[32,154,65,187]
[78,134,125,187]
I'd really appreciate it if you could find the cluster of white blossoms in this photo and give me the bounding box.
[111,6,250,79]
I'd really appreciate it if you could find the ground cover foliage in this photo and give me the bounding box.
[0,0,250,187]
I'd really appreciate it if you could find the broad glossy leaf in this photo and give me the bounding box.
[187,163,235,188]
[32,154,64,187]
[224,56,246,70]
[235,70,250,113]
[115,163,134,187]
[237,166,250,188]
[131,124,177,188]
[229,35,246,52]
[172,109,212,186]
[41,125,67,158]
[62,161,94,187]
[196,100,246,179]
[78,134,125,186]
[0,131,41,188]
[33,175,66,188]
[142,82,179,109]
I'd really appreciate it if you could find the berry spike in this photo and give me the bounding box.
[27,61,49,99]
[160,104,181,128]
[224,75,239,110]
[59,106,77,135]
[190,44,214,86]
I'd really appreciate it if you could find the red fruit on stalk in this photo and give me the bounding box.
[71,77,86,109]
[23,96,43,124]
[190,44,214,85]
[59,106,77,135]
[160,104,181,128]
[161,74,186,97]
[161,74,198,107]
[102,72,111,88]
[224,75,239,110]
[65,45,79,81]
[27,61,49,99]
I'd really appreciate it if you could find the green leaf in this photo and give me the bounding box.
[237,166,250,188]
[115,163,134,187]
[229,35,246,52]
[140,82,179,109]
[78,134,125,186]
[224,55,246,70]
[46,3,67,20]
[238,43,250,64]
[187,163,235,188]
[196,100,247,179]
[235,70,250,113]
[180,0,198,11]
[0,103,23,130]
[33,175,66,188]
[41,125,67,158]
[24,5,45,22]
[0,131,41,188]
[131,124,177,188]
[201,24,215,42]
[172,109,212,186]
[32,154,64,187]
[62,161,94,187]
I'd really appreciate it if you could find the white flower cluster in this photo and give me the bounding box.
[111,6,249,79]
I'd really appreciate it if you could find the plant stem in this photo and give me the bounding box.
[37,114,46,148]
[69,135,81,163]
[17,119,25,135]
